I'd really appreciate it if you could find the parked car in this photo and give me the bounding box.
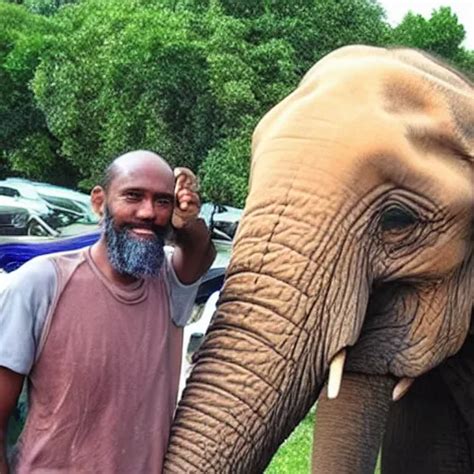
[200,202,243,241]
[0,183,59,237]
[0,199,32,236]
[0,231,101,272]
[5,178,98,223]
[179,290,221,397]
[0,179,98,237]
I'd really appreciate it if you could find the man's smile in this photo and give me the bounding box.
[129,227,156,238]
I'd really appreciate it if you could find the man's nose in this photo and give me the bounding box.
[136,200,156,220]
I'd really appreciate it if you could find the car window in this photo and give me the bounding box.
[0,187,20,198]
[38,194,84,214]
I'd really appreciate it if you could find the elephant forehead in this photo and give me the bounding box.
[248,49,474,220]
[251,46,473,172]
[249,111,468,203]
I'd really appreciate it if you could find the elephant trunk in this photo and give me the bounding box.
[165,216,369,472]
[165,274,321,472]
[312,373,395,474]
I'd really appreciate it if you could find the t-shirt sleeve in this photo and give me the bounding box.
[164,247,202,328]
[0,256,57,374]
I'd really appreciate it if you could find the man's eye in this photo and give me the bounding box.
[156,198,172,206]
[125,192,141,201]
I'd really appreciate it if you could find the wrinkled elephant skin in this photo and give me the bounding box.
[165,46,474,473]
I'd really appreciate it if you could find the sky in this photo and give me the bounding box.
[378,0,474,50]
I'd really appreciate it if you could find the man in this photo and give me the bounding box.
[0,150,216,473]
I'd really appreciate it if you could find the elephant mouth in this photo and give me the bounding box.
[325,281,430,403]
[327,348,413,402]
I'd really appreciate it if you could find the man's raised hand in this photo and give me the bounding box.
[172,167,200,229]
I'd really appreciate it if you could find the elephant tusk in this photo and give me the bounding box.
[392,377,415,402]
[327,349,346,400]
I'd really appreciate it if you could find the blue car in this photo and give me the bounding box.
[0,232,101,273]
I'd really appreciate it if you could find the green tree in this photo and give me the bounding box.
[32,0,299,197]
[390,6,471,70]
[34,0,218,189]
[245,0,390,76]
[23,0,80,16]
[454,48,474,76]
[0,1,76,183]
[2,0,79,11]
[199,135,251,206]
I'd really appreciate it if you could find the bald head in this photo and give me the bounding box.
[102,150,173,191]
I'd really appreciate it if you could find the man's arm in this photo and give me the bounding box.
[0,367,24,474]
[172,218,216,284]
[171,168,216,284]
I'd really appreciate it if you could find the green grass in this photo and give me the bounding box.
[265,407,315,474]
[266,406,381,474]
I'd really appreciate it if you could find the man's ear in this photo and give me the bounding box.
[91,186,106,217]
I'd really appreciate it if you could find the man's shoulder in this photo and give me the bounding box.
[46,246,89,274]
[4,247,88,294]
[6,253,57,289]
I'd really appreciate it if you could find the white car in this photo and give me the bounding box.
[180,290,220,398]
[5,178,98,225]
[200,202,243,241]
[0,183,58,236]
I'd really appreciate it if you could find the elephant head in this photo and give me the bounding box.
[165,46,474,473]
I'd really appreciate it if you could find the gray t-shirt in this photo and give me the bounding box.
[0,246,199,375]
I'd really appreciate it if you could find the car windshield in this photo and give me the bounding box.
[38,194,85,214]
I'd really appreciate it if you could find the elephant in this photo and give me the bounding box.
[165,45,474,473]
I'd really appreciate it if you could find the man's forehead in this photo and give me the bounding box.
[110,151,175,191]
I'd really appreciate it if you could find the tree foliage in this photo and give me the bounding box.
[0,1,77,183]
[32,0,301,196]
[391,7,468,60]
[0,0,472,205]
[3,0,78,13]
[34,1,216,189]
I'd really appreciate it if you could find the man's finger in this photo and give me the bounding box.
[172,167,200,227]
[174,167,198,191]
[176,188,199,202]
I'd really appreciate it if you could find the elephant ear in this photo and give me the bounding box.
[348,253,474,378]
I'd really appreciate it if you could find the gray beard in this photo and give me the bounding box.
[103,209,167,278]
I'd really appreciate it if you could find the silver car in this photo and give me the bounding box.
[0,179,98,236]
[0,183,57,236]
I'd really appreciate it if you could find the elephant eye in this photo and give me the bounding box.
[380,206,418,232]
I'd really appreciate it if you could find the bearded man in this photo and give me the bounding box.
[0,150,216,473]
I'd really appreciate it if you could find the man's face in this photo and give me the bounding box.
[102,160,175,278]
[103,207,171,278]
